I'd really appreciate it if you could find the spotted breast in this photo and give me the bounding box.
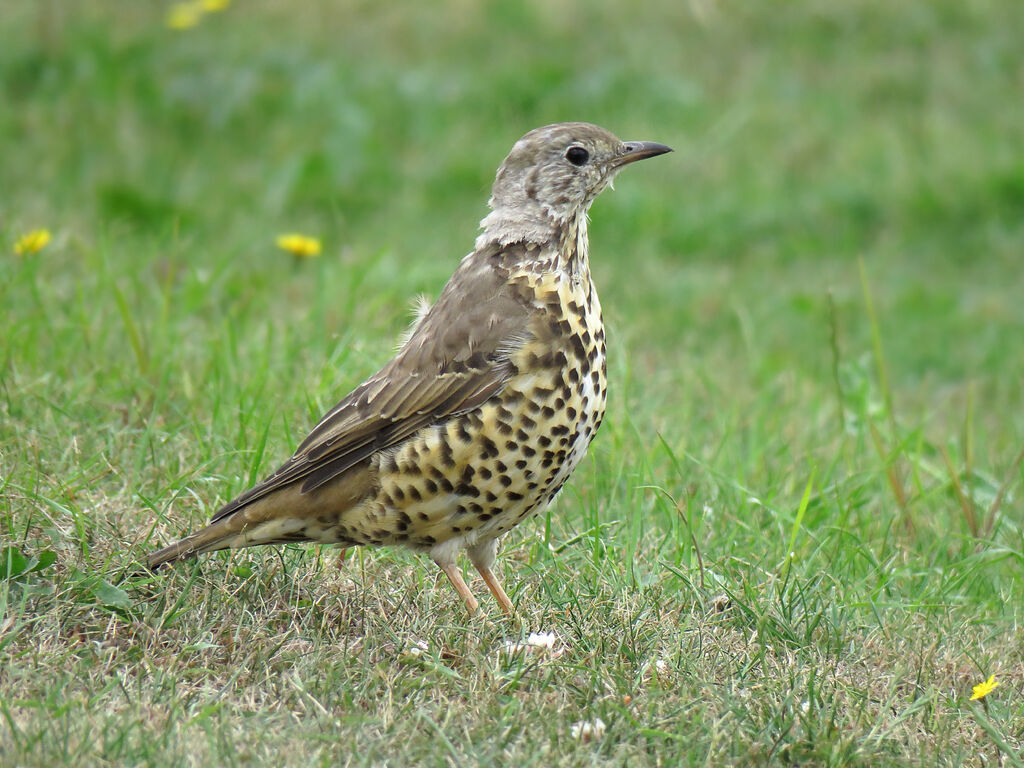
[345,234,606,558]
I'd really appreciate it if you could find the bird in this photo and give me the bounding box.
[148,122,671,615]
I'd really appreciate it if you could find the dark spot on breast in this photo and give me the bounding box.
[515,459,528,470]
[497,420,513,435]
[541,405,555,419]
[499,475,512,487]
[507,492,524,501]
[409,486,422,502]
[503,387,524,403]
[570,335,586,359]
[538,435,551,448]
[479,466,492,480]
[505,440,518,451]
[485,491,498,502]
[496,460,508,473]
[440,441,455,468]
[439,477,454,493]
[456,483,480,498]
[424,478,438,494]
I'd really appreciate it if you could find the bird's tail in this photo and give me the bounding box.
[147,515,251,568]
[148,471,374,569]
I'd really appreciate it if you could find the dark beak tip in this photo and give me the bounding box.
[620,141,674,164]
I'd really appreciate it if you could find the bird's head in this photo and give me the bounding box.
[479,122,671,246]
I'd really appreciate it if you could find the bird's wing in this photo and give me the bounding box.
[210,245,536,523]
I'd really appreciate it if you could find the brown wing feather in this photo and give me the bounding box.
[210,243,535,524]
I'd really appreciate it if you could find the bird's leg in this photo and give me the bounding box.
[473,563,514,614]
[467,539,514,615]
[437,561,480,615]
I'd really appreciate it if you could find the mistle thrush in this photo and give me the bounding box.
[148,122,671,614]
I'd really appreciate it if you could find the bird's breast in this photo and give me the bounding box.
[508,266,608,486]
[337,265,608,552]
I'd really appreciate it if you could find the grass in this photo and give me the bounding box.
[2,0,1024,764]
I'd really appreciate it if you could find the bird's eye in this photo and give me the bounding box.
[565,146,590,166]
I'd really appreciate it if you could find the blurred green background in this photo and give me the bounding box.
[5,0,1023,398]
[3,1,1024,764]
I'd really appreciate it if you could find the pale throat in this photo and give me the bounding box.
[557,210,591,282]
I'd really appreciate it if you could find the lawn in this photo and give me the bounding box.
[2,1,1023,765]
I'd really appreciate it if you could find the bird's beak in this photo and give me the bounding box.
[614,141,673,167]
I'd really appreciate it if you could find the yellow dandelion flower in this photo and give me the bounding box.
[276,234,322,259]
[970,674,999,701]
[200,0,230,11]
[166,2,202,30]
[14,229,51,256]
